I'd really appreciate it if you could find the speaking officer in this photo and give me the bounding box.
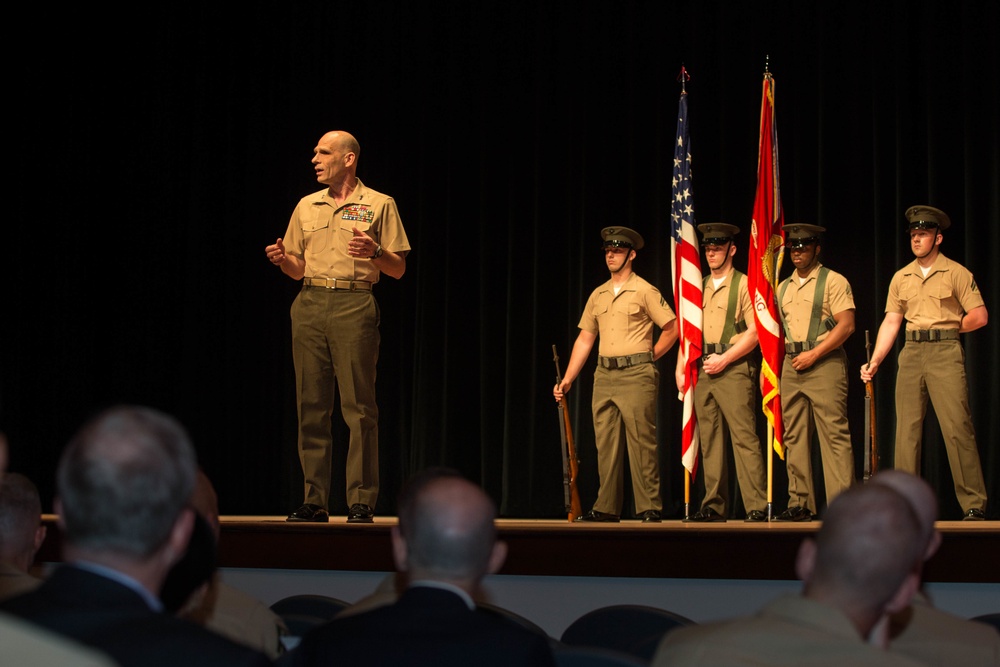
[775,224,857,522]
[554,227,677,523]
[678,223,767,523]
[861,206,988,520]
[266,130,411,525]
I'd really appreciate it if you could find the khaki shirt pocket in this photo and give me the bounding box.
[897,280,918,313]
[340,218,373,234]
[926,280,956,322]
[302,212,331,253]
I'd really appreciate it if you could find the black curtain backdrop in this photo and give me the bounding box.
[3,1,998,520]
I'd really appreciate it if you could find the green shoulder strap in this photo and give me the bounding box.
[806,267,832,342]
[781,267,835,343]
[719,270,746,343]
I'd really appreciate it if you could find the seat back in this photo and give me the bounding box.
[553,644,650,667]
[970,613,1000,632]
[269,593,351,621]
[270,594,352,651]
[476,602,554,640]
[560,604,695,662]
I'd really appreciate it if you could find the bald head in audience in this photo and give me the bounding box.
[865,471,1000,664]
[392,469,507,596]
[871,470,942,560]
[796,483,924,640]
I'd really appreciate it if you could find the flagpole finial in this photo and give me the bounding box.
[764,55,770,75]
[677,65,691,93]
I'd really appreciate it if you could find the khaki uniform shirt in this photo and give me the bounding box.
[886,253,984,330]
[653,595,927,667]
[282,179,411,284]
[702,270,753,345]
[185,578,288,660]
[0,562,41,602]
[578,273,676,357]
[0,612,117,666]
[779,263,855,342]
[889,592,1000,667]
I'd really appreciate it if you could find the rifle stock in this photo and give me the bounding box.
[863,330,879,481]
[553,345,583,521]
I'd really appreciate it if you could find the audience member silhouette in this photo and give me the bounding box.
[871,470,1000,665]
[0,406,273,666]
[161,509,219,613]
[0,433,118,666]
[178,468,288,658]
[0,471,46,601]
[285,467,556,666]
[652,483,929,666]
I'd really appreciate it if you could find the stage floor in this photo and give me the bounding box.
[38,514,996,584]
[204,515,998,584]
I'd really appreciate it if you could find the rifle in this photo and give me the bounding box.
[863,330,879,481]
[552,345,583,521]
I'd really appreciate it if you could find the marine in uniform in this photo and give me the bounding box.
[776,224,856,521]
[680,223,767,523]
[554,227,677,523]
[266,131,411,524]
[861,206,988,520]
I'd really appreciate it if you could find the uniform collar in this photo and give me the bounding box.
[708,266,736,290]
[792,261,824,283]
[903,252,951,276]
[764,594,864,641]
[407,580,476,610]
[321,178,369,209]
[602,271,639,293]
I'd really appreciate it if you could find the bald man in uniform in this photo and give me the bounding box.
[555,227,678,523]
[861,205,988,520]
[871,471,1000,665]
[775,224,856,521]
[651,483,928,667]
[678,223,766,523]
[266,131,411,524]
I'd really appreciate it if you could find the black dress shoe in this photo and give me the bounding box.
[684,507,727,522]
[744,509,768,522]
[963,508,986,521]
[575,509,620,523]
[775,506,814,522]
[638,510,661,523]
[347,503,375,523]
[287,503,329,523]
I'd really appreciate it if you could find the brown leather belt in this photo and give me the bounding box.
[905,329,959,342]
[303,277,372,291]
[598,352,654,370]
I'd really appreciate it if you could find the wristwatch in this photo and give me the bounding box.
[372,244,384,260]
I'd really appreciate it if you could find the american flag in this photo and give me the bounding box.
[670,89,703,475]
[748,72,785,458]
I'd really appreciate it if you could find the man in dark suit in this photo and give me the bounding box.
[0,405,272,667]
[287,468,556,666]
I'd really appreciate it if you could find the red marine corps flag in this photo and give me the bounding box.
[748,68,785,465]
[669,69,703,483]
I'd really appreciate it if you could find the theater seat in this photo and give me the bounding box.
[560,604,696,662]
